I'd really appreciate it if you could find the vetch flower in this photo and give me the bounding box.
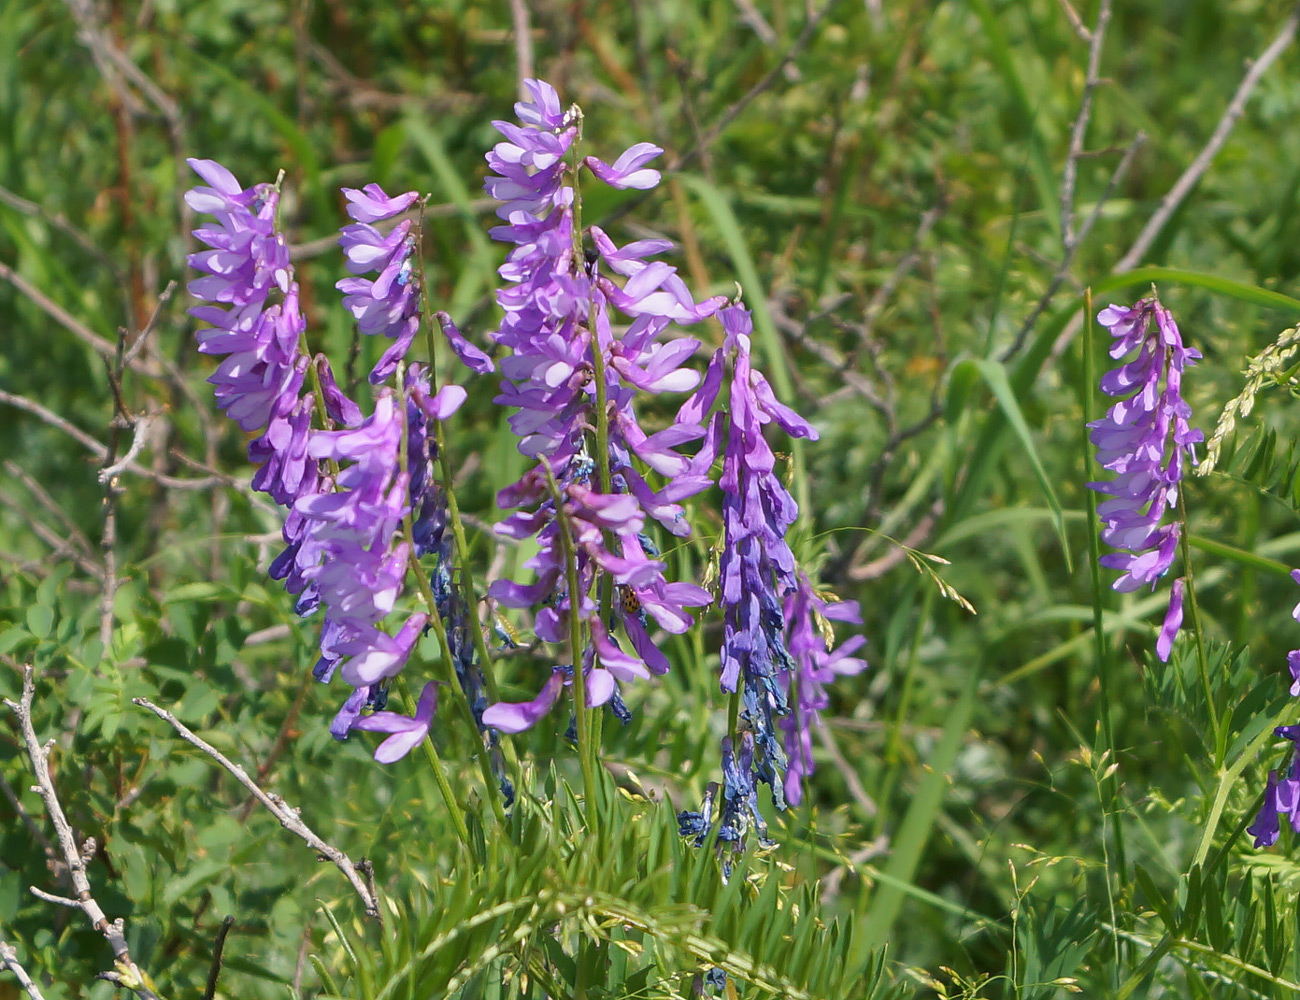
[1088,295,1202,661]
[349,681,439,763]
[336,182,423,383]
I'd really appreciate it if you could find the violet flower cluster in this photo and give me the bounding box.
[479,79,721,730]
[187,160,482,765]
[184,79,868,837]
[1088,296,1202,661]
[676,305,866,856]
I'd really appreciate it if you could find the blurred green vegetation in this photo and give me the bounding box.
[7,0,1300,996]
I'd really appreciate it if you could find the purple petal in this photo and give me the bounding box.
[1156,578,1184,662]
[482,670,565,733]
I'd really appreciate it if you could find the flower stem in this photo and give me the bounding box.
[1081,288,1127,880]
[394,675,471,847]
[1176,488,1219,751]
[396,362,508,825]
[543,459,600,831]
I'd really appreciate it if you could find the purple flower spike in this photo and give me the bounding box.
[1088,295,1201,651]
[336,184,422,382]
[350,682,438,763]
[483,670,566,734]
[1156,578,1185,663]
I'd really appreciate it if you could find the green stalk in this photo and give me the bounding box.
[1081,289,1127,881]
[414,206,502,704]
[542,459,599,831]
[396,362,507,826]
[393,675,471,847]
[1176,488,1219,755]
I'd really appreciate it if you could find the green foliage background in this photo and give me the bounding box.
[6,0,1300,996]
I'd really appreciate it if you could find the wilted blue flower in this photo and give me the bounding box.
[1088,295,1202,661]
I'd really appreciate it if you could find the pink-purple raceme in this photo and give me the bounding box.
[1088,296,1202,661]
[479,79,722,729]
[186,162,479,764]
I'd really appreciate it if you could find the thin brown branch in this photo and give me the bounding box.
[1060,0,1111,249]
[510,0,534,98]
[0,184,123,282]
[999,130,1145,362]
[0,389,218,491]
[4,666,159,999]
[0,261,159,378]
[2,462,98,565]
[1113,1,1300,273]
[672,0,841,173]
[133,697,380,919]
[0,486,103,581]
[201,916,235,1000]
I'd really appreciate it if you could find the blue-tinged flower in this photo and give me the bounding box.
[1088,296,1202,661]
[1249,771,1283,848]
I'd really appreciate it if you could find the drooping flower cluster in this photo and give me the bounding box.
[187,161,488,762]
[781,576,869,806]
[480,79,723,726]
[184,80,869,827]
[675,303,864,847]
[1088,296,1202,661]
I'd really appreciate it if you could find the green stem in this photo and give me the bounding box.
[394,675,471,847]
[1176,488,1218,751]
[397,363,507,826]
[543,459,599,830]
[1082,289,1127,881]
[414,206,503,704]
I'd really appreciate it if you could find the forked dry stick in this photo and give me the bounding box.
[0,939,46,1000]
[133,697,381,919]
[3,666,160,1000]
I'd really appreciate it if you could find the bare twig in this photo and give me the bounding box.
[510,0,534,98]
[2,462,98,566]
[0,183,124,283]
[999,130,1145,362]
[672,0,839,174]
[4,667,160,999]
[0,389,219,492]
[1055,0,1092,43]
[133,698,380,918]
[1059,0,1111,250]
[28,887,81,909]
[1113,2,1300,273]
[121,281,176,368]
[98,414,154,485]
[0,485,103,581]
[60,0,193,255]
[0,261,159,378]
[0,939,47,1000]
[201,916,235,1000]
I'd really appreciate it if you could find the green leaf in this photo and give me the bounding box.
[958,357,1071,570]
